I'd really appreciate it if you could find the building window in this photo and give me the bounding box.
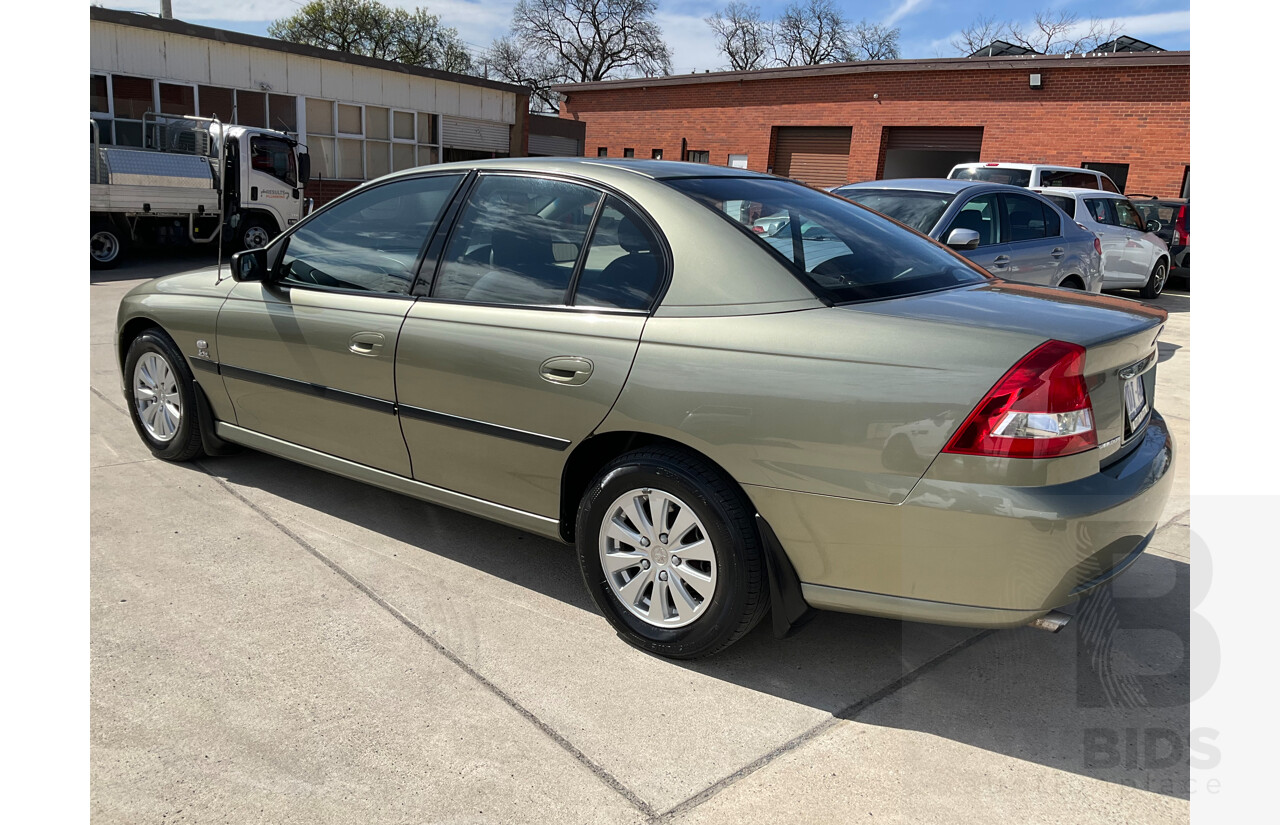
[728,154,748,169]
[307,98,440,180]
[651,149,663,160]
[237,90,268,128]
[268,94,298,133]
[1083,162,1130,193]
[1181,166,1190,198]
[623,148,634,158]
[158,82,195,117]
[688,150,709,163]
[597,147,608,157]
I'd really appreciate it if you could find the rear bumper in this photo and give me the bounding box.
[747,412,1175,627]
[1169,246,1190,276]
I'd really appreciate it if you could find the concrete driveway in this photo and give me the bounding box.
[91,252,1191,823]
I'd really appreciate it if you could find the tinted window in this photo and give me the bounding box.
[251,136,297,186]
[667,177,988,303]
[1100,177,1120,193]
[950,167,1031,187]
[836,189,955,233]
[574,196,663,310]
[434,175,602,306]
[1043,194,1076,218]
[1114,199,1146,231]
[1039,170,1099,189]
[279,174,461,294]
[1002,193,1054,241]
[1084,198,1116,226]
[947,194,1002,246]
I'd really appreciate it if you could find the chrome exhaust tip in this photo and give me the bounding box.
[1030,610,1072,633]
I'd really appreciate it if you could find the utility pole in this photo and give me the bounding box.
[161,1,173,19]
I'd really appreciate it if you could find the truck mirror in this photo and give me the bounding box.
[230,248,269,282]
[298,153,311,187]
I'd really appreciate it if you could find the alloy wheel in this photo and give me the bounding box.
[133,352,181,442]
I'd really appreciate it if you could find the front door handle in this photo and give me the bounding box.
[349,331,385,356]
[540,356,594,386]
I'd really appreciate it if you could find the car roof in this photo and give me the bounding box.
[381,156,773,184]
[835,178,1021,194]
[950,162,1094,172]
[1034,186,1122,198]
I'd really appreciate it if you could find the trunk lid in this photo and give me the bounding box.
[844,281,1167,465]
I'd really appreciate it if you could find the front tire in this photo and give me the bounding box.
[123,329,206,462]
[236,215,274,251]
[576,447,769,659]
[1139,260,1168,299]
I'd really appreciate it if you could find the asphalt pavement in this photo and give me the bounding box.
[90,251,1192,823]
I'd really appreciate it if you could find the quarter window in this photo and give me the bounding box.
[575,196,662,310]
[433,175,602,306]
[278,174,462,295]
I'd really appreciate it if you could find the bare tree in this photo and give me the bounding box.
[269,0,472,72]
[510,0,673,83]
[848,19,901,60]
[486,37,564,113]
[706,3,773,71]
[774,0,850,66]
[954,9,1127,56]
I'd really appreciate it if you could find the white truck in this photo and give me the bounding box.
[90,113,311,269]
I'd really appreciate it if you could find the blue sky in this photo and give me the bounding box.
[106,1,1191,74]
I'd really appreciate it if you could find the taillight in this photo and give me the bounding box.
[1093,236,1102,256]
[943,340,1097,459]
[1173,205,1188,246]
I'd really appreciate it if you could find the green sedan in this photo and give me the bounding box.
[117,158,1174,659]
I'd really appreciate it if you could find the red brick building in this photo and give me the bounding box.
[555,51,1190,198]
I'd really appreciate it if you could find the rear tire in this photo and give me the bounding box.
[91,220,127,270]
[123,329,207,462]
[576,447,769,659]
[1139,260,1168,299]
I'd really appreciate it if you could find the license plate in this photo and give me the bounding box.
[1123,374,1149,434]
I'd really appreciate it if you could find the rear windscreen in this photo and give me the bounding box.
[666,176,989,303]
[950,167,1032,187]
[834,189,955,233]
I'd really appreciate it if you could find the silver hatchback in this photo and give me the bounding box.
[834,179,1102,291]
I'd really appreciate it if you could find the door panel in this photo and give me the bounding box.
[1083,197,1140,285]
[396,303,645,516]
[947,193,1007,275]
[217,283,413,475]
[998,193,1059,286]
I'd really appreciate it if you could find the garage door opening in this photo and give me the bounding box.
[772,127,852,188]
[880,127,983,180]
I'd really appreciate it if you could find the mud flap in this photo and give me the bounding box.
[756,514,816,639]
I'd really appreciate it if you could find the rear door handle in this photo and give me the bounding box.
[540,356,594,386]
[349,331,385,356]
[1050,247,1065,258]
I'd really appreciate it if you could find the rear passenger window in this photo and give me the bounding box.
[1045,195,1076,219]
[574,196,663,310]
[1084,198,1115,225]
[948,194,1002,246]
[1001,193,1050,241]
[433,175,602,306]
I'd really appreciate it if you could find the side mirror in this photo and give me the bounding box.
[230,248,268,282]
[1145,219,1162,233]
[945,227,981,250]
[297,152,311,187]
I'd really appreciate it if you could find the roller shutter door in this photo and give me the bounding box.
[528,134,581,157]
[884,126,984,152]
[772,127,851,188]
[441,116,511,153]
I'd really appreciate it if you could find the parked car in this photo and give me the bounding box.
[833,179,1101,291]
[1033,187,1171,298]
[117,159,1174,659]
[1128,195,1190,283]
[949,162,1120,192]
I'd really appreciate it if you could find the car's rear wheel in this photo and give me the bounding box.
[1139,260,1168,299]
[124,329,206,462]
[576,447,768,659]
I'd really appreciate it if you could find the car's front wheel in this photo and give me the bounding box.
[1140,260,1168,299]
[123,329,207,462]
[576,447,769,659]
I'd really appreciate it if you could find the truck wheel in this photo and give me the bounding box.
[237,217,274,251]
[91,221,127,270]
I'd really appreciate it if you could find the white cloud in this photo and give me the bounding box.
[884,0,929,28]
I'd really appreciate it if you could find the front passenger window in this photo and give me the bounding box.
[947,194,1001,246]
[279,174,462,294]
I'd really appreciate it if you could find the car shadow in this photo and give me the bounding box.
[91,247,222,285]
[1157,341,1182,364]
[193,446,1190,800]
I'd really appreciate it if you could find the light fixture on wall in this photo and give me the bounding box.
[258,81,273,91]
[1029,73,1043,90]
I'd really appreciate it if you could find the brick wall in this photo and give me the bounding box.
[307,178,362,208]
[561,60,1190,197]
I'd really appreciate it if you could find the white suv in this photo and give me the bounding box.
[1034,187,1171,298]
[949,163,1120,193]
